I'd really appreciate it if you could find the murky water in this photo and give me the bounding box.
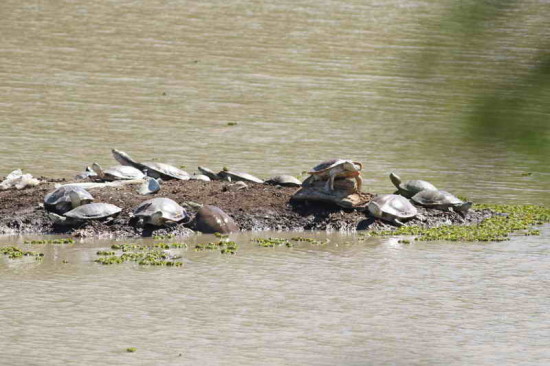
[1,0,549,364]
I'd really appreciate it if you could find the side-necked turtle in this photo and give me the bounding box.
[49,203,122,225]
[217,170,264,184]
[305,159,363,192]
[194,205,239,234]
[368,194,418,226]
[112,149,190,181]
[198,166,220,180]
[44,186,94,214]
[390,172,437,198]
[411,190,472,214]
[133,197,189,227]
[91,163,145,181]
[189,174,211,182]
[265,175,302,187]
[74,166,97,180]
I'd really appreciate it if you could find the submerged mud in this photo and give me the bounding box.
[0,179,495,238]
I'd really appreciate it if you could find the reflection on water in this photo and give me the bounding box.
[1,229,549,365]
[1,0,549,364]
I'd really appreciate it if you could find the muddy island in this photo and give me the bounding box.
[0,178,504,238]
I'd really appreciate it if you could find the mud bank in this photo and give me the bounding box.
[0,179,495,238]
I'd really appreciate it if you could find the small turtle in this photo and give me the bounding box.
[189,174,211,182]
[133,197,189,227]
[389,172,437,198]
[411,190,472,215]
[137,177,161,195]
[265,175,302,187]
[112,149,190,181]
[368,194,418,226]
[49,203,122,225]
[198,166,220,180]
[305,159,363,192]
[44,186,94,214]
[194,205,239,234]
[74,166,97,180]
[91,163,145,181]
[217,170,264,184]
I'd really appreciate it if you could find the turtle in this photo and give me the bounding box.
[91,162,145,181]
[389,172,437,198]
[132,197,189,227]
[198,166,220,180]
[367,194,418,226]
[44,186,94,214]
[264,175,302,187]
[189,174,211,182]
[411,190,472,215]
[49,203,122,225]
[194,205,239,234]
[217,170,264,184]
[74,166,97,180]
[112,149,190,181]
[304,159,363,192]
[137,177,161,195]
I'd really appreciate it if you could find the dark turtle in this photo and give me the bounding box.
[44,186,94,214]
[265,175,302,187]
[368,194,418,226]
[49,202,122,225]
[91,163,145,181]
[133,197,188,227]
[194,205,239,234]
[389,172,437,198]
[411,190,472,214]
[217,170,263,184]
[112,149,190,180]
[305,159,363,192]
[198,166,220,180]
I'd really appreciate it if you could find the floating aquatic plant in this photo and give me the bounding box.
[24,238,74,245]
[367,204,549,242]
[1,246,44,259]
[195,240,239,254]
[96,244,183,266]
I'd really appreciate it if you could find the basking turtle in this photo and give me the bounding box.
[74,166,97,180]
[137,177,161,195]
[368,194,418,226]
[389,172,437,198]
[49,203,121,225]
[411,190,472,214]
[91,163,145,181]
[217,170,264,184]
[44,186,94,214]
[133,197,189,227]
[194,205,239,234]
[112,149,190,180]
[189,174,211,182]
[305,159,363,192]
[198,166,220,180]
[265,175,302,187]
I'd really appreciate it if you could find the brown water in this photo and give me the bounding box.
[1,0,549,364]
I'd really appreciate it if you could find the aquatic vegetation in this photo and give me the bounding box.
[227,122,238,126]
[96,250,116,256]
[152,234,176,240]
[96,244,183,266]
[290,236,328,245]
[254,237,293,248]
[126,347,137,353]
[24,238,75,245]
[367,204,550,242]
[194,240,239,254]
[1,246,44,259]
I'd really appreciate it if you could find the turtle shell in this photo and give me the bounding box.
[368,194,418,220]
[198,166,220,180]
[194,205,239,234]
[265,175,302,187]
[411,190,463,207]
[142,162,190,181]
[64,203,121,220]
[308,159,362,175]
[218,171,263,184]
[133,197,187,225]
[44,186,94,214]
[390,173,437,198]
[103,165,145,180]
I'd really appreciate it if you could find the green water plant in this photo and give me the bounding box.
[194,240,239,254]
[367,204,549,242]
[1,246,44,259]
[24,238,75,245]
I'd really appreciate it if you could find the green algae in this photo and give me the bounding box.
[1,246,44,259]
[126,347,137,353]
[96,244,184,266]
[24,238,75,245]
[195,240,239,254]
[367,204,549,242]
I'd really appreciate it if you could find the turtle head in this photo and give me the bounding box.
[91,163,104,179]
[48,212,67,225]
[389,173,402,189]
[367,200,382,218]
[456,201,473,213]
[352,161,363,171]
[68,190,84,209]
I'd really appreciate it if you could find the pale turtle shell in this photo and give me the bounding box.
[368,194,418,220]
[44,186,94,214]
[102,165,145,180]
[64,203,121,220]
[265,175,302,187]
[411,190,464,208]
[133,197,187,226]
[218,171,263,184]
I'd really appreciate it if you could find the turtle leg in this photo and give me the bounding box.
[325,173,336,192]
[354,175,363,193]
[393,218,404,227]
